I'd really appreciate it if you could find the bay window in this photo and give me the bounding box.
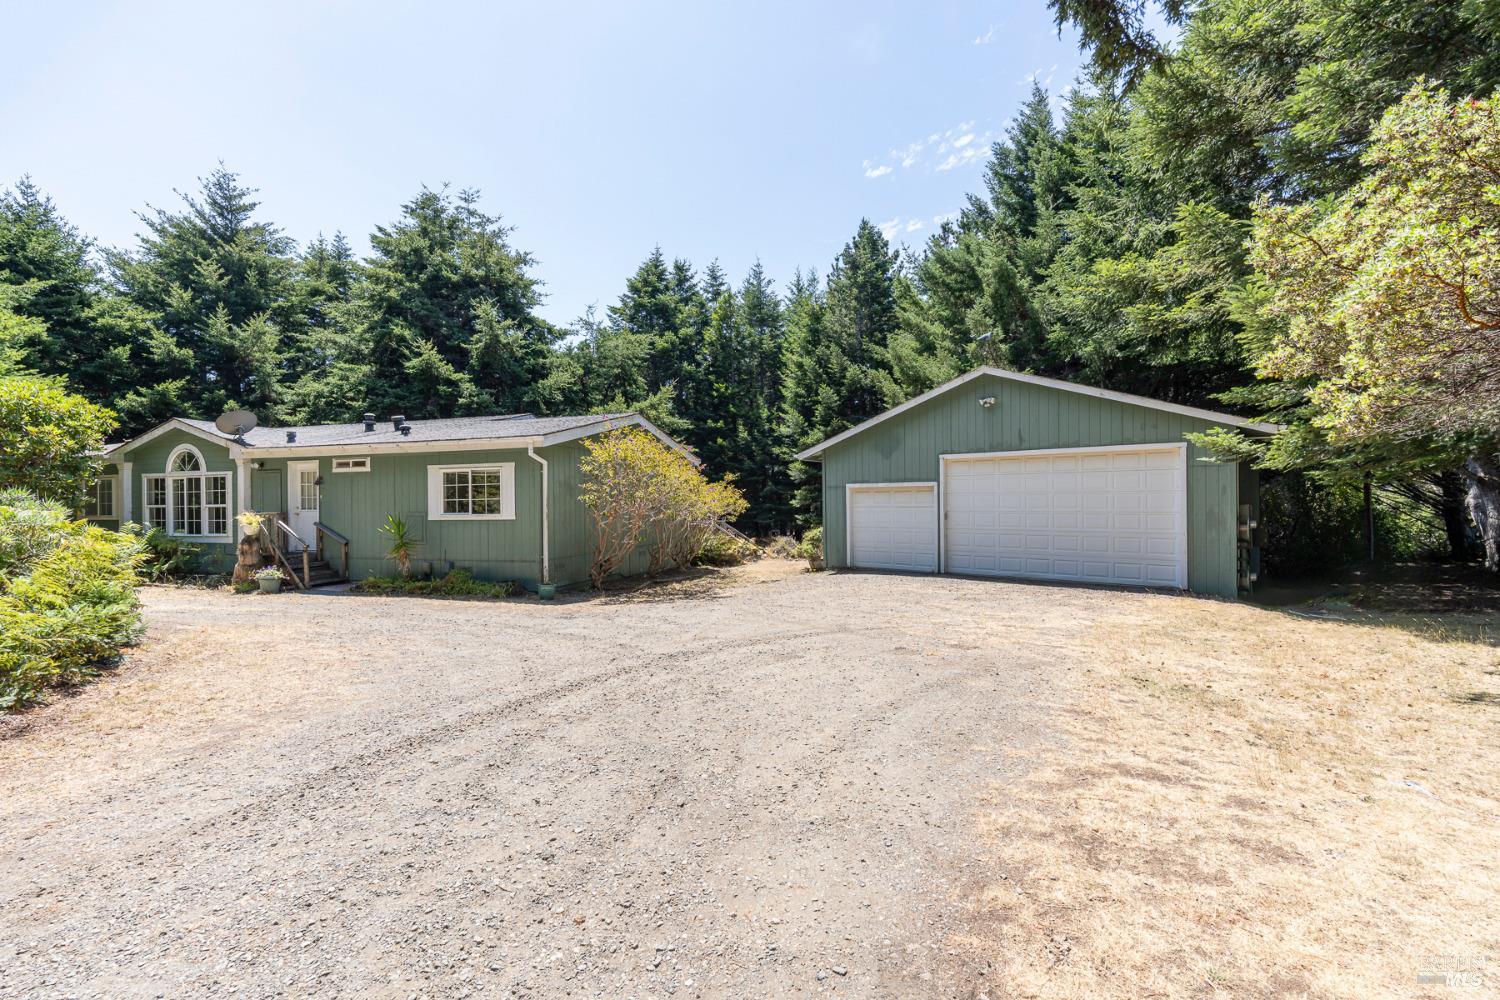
[145,445,231,538]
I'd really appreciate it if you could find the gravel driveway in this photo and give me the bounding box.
[0,564,1104,998]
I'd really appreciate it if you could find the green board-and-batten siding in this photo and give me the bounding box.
[246,441,643,588]
[117,429,239,572]
[104,424,658,588]
[817,373,1251,599]
[251,447,547,584]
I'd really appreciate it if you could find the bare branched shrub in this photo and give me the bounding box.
[578,428,745,588]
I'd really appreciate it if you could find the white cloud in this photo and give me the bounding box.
[1022,64,1060,88]
[904,219,925,233]
[878,218,901,240]
[936,145,984,172]
[932,211,959,227]
[973,24,996,45]
[861,120,995,176]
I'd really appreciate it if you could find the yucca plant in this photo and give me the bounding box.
[379,513,414,577]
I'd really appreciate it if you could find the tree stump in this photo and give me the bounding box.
[231,535,265,584]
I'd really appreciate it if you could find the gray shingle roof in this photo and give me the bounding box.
[177,413,635,450]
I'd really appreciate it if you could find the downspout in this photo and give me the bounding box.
[526,440,550,585]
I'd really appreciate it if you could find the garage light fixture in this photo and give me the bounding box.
[979,396,996,408]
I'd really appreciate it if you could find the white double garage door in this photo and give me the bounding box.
[846,444,1187,589]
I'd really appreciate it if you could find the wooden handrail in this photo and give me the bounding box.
[246,512,349,588]
[256,518,310,590]
[275,518,310,551]
[315,521,350,580]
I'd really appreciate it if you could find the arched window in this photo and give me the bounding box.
[144,444,229,538]
[170,448,202,472]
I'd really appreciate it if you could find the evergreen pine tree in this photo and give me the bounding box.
[821,219,902,426]
[107,166,299,424]
[357,186,549,418]
[0,178,135,401]
[282,233,368,424]
[778,269,829,523]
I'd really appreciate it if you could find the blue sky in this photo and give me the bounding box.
[2,0,1087,327]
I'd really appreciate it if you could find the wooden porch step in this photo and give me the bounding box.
[289,554,347,588]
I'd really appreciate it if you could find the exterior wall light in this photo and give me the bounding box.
[979,396,996,408]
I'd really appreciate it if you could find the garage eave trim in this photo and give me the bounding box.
[793,367,1283,461]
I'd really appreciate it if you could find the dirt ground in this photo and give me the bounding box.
[2,563,1496,999]
[0,562,1062,999]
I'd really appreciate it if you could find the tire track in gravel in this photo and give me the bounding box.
[2,569,1064,999]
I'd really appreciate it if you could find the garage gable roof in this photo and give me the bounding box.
[793,367,1281,461]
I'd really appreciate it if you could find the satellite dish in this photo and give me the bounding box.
[215,410,258,437]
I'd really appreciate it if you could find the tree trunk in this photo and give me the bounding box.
[1437,471,1476,561]
[1362,471,1376,562]
[1464,453,1500,572]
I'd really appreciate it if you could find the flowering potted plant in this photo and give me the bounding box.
[254,566,285,594]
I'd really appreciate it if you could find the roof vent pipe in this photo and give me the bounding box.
[392,415,406,431]
[286,430,297,443]
[362,413,376,432]
[399,425,412,437]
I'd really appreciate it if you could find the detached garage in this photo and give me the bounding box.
[795,367,1277,599]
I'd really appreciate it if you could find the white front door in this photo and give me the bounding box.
[943,445,1187,588]
[286,461,320,551]
[846,484,939,572]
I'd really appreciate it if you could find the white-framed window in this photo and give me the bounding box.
[83,475,117,519]
[145,475,168,528]
[426,462,514,521]
[331,457,371,473]
[146,444,231,538]
[295,468,318,512]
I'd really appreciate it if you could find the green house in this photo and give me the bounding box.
[89,411,694,589]
[794,367,1279,599]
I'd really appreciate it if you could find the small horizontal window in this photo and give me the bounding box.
[332,457,371,473]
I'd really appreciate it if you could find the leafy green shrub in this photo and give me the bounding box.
[0,492,143,709]
[0,488,74,581]
[0,375,117,504]
[1261,473,1448,580]
[135,526,201,581]
[693,533,760,566]
[354,568,515,599]
[794,526,823,567]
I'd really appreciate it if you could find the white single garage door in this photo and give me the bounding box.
[847,483,938,572]
[943,445,1186,588]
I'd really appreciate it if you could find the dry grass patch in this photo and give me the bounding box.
[955,598,1500,999]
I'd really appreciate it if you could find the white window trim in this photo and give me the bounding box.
[426,462,515,521]
[331,457,371,473]
[85,475,119,519]
[166,443,208,473]
[145,445,233,540]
